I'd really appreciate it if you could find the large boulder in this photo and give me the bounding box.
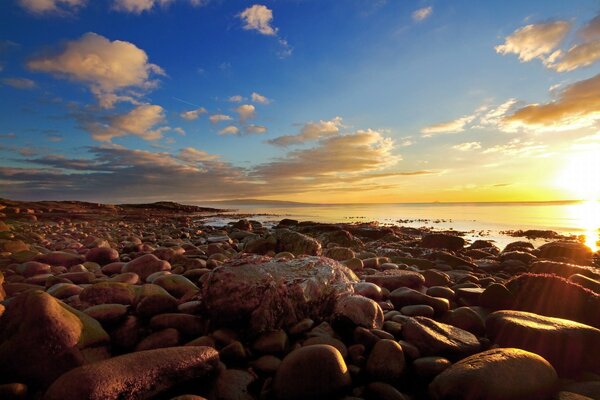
[538,241,593,264]
[201,255,357,334]
[122,253,171,281]
[486,310,600,375]
[421,234,465,251]
[429,348,557,400]
[43,347,219,400]
[0,291,109,388]
[530,261,600,281]
[505,273,600,328]
[274,229,322,256]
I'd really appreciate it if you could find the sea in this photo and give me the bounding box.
[197,200,600,252]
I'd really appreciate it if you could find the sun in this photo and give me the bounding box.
[555,150,600,201]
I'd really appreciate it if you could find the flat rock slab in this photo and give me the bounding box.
[201,255,358,334]
[43,346,219,400]
[401,316,480,359]
[429,348,557,400]
[486,310,600,376]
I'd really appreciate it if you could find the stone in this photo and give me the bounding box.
[201,255,357,334]
[390,287,450,315]
[153,274,199,298]
[505,273,600,328]
[353,282,384,301]
[253,329,288,354]
[79,282,137,306]
[486,310,600,375]
[538,241,593,264]
[272,344,351,400]
[442,307,485,336]
[34,251,84,267]
[211,369,256,400]
[421,234,465,251]
[85,247,119,265]
[135,328,180,351]
[531,261,600,280]
[413,356,451,379]
[15,261,51,277]
[0,291,109,387]
[303,336,348,358]
[251,354,282,374]
[122,253,171,281]
[325,247,355,261]
[274,229,322,256]
[43,347,219,400]
[46,283,83,299]
[422,269,450,287]
[401,305,435,317]
[401,316,480,358]
[569,274,600,293]
[83,304,128,324]
[429,348,557,400]
[333,294,384,329]
[364,270,425,290]
[366,383,408,400]
[0,383,28,399]
[366,339,405,382]
[150,313,207,337]
[479,283,513,310]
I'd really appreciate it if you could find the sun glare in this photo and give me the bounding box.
[568,200,600,252]
[555,151,600,201]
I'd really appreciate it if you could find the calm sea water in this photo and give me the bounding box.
[198,201,600,252]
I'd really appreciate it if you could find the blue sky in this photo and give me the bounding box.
[1,0,599,203]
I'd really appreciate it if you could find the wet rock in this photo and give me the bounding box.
[153,274,199,298]
[84,247,119,265]
[0,291,109,387]
[413,356,451,379]
[333,294,384,329]
[401,316,480,358]
[274,229,322,256]
[429,348,557,400]
[569,274,600,293]
[366,339,405,382]
[421,234,465,251]
[538,241,593,264]
[79,281,137,306]
[486,310,600,375]
[273,344,351,400]
[390,287,450,315]
[364,270,425,290]
[201,255,357,334]
[15,261,51,277]
[442,307,485,336]
[34,251,84,267]
[122,253,171,281]
[83,304,128,324]
[479,283,513,310]
[43,347,219,400]
[531,261,600,281]
[211,369,256,400]
[505,273,600,328]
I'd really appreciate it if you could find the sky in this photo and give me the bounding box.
[0,0,599,204]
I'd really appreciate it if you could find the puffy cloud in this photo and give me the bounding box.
[245,124,267,134]
[112,0,206,14]
[421,115,475,136]
[2,77,36,89]
[547,41,600,72]
[268,116,343,146]
[495,21,570,62]
[18,0,86,15]
[254,129,400,185]
[209,114,233,124]
[27,32,164,108]
[180,107,207,120]
[412,6,432,22]
[452,142,481,151]
[504,73,600,132]
[251,92,270,104]
[84,104,169,141]
[478,99,519,127]
[235,104,256,121]
[219,125,240,136]
[177,147,220,162]
[239,4,276,36]
[228,95,243,103]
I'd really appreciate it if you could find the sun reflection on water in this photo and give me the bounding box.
[568,200,600,252]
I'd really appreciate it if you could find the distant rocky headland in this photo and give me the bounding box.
[0,198,599,400]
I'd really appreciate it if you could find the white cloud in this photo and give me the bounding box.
[235,104,256,121]
[268,116,343,146]
[482,139,549,157]
[495,21,570,62]
[2,77,36,89]
[228,95,243,103]
[239,4,277,36]
[251,92,270,104]
[547,41,600,72]
[452,142,481,151]
[209,114,233,124]
[245,124,267,134]
[18,0,86,15]
[421,115,475,136]
[219,125,240,136]
[112,0,206,14]
[412,6,432,22]
[180,107,207,120]
[84,104,169,142]
[27,32,164,108]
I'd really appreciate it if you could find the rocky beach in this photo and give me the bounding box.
[0,198,599,400]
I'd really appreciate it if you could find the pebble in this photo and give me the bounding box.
[365,339,405,382]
